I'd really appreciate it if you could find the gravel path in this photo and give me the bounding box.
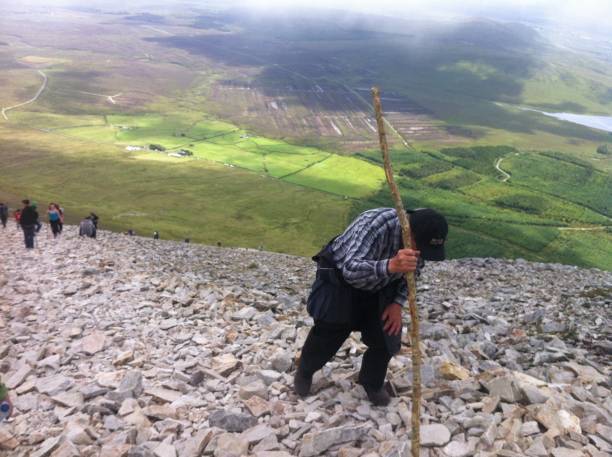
[1,223,610,456]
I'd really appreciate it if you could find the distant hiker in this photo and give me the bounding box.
[55,203,64,233]
[48,203,61,238]
[127,229,135,236]
[89,212,99,229]
[19,199,39,249]
[79,215,97,239]
[0,203,8,229]
[294,208,448,406]
[14,209,21,229]
[31,202,42,234]
[217,241,222,247]
[184,238,190,243]
[153,231,159,240]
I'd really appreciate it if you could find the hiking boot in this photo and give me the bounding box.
[293,368,312,397]
[364,386,391,406]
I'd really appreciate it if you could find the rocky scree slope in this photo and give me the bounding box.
[0,226,611,457]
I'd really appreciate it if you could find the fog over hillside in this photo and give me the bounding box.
[13,0,612,33]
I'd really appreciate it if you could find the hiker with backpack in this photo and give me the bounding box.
[79,214,98,238]
[56,203,65,233]
[48,203,61,238]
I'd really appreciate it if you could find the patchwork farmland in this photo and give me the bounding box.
[206,80,459,152]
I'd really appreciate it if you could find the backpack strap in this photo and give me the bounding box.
[312,237,351,287]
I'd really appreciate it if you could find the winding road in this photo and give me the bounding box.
[1,69,48,120]
[495,157,511,182]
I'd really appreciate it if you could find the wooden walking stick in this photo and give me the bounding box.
[371,87,422,457]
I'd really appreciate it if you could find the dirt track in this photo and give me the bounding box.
[1,69,48,120]
[495,156,511,182]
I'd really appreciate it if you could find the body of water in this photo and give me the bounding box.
[529,109,612,133]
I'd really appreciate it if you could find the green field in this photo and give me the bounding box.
[5,105,610,268]
[356,145,611,269]
[0,123,352,256]
[19,110,386,197]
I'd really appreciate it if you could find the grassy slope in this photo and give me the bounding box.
[356,146,612,270]
[3,109,609,269]
[0,123,351,256]
[16,110,386,198]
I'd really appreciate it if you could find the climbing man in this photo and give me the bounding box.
[294,207,448,406]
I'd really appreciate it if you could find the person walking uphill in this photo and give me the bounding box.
[294,207,448,406]
[48,203,61,238]
[19,199,39,249]
[0,202,8,228]
[79,214,98,238]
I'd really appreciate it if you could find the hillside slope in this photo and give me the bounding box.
[0,226,611,456]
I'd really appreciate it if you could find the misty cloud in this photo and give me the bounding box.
[12,0,612,33]
[238,0,611,30]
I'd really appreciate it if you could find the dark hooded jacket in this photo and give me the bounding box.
[19,206,39,226]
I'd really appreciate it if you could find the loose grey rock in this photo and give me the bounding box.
[107,370,144,402]
[443,439,476,457]
[30,435,62,457]
[209,410,257,432]
[240,424,276,444]
[420,423,451,447]
[6,364,32,389]
[153,442,177,457]
[521,384,550,404]
[81,330,106,355]
[550,448,585,457]
[300,425,371,456]
[189,370,205,386]
[270,350,293,372]
[258,369,282,385]
[232,306,257,321]
[214,433,249,457]
[239,380,268,400]
[525,438,548,457]
[36,375,74,396]
[177,429,213,457]
[482,375,523,403]
[0,226,610,457]
[520,421,541,436]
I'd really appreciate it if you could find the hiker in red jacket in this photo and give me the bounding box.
[14,208,21,229]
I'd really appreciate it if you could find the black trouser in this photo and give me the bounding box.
[0,217,6,228]
[299,288,392,391]
[50,220,61,237]
[22,225,35,248]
